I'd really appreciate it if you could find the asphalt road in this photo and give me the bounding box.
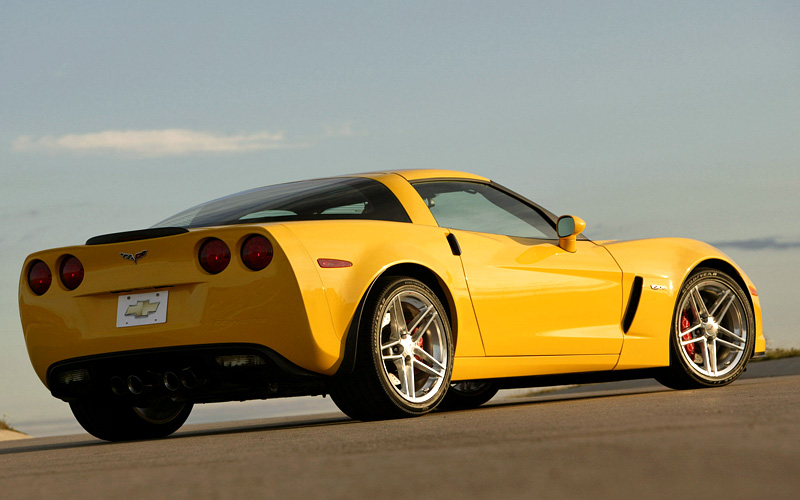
[2,358,798,500]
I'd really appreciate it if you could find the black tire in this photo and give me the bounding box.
[329,276,454,421]
[438,380,499,410]
[70,398,192,441]
[656,268,755,390]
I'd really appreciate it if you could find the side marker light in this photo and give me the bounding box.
[317,259,353,269]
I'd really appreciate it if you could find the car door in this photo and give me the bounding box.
[413,181,624,358]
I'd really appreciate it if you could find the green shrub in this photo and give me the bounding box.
[760,348,800,361]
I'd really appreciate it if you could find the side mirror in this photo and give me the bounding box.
[557,215,586,253]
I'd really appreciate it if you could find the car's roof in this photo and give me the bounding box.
[353,169,490,183]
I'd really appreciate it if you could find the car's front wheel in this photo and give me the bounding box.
[656,268,755,390]
[70,397,193,441]
[329,276,453,420]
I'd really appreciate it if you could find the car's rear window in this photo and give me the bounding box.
[153,177,411,228]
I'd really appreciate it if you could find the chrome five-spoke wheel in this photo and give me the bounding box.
[328,276,453,420]
[379,288,449,404]
[657,268,755,389]
[676,280,748,378]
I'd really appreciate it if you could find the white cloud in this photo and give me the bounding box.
[12,129,307,156]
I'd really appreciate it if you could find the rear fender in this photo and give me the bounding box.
[283,221,485,376]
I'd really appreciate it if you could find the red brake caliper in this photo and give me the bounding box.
[413,328,424,361]
[681,313,695,357]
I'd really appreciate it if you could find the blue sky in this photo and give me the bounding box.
[2,1,798,434]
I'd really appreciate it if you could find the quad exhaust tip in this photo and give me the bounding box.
[110,368,201,395]
[163,371,181,391]
[110,376,127,396]
[180,368,199,389]
[127,375,145,395]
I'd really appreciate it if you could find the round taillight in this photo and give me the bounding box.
[199,238,231,274]
[60,255,84,290]
[241,235,273,271]
[28,260,52,295]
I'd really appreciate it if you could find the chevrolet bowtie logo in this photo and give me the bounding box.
[125,300,160,318]
[121,250,148,264]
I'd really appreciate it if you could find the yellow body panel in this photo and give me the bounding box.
[391,169,489,183]
[452,232,623,359]
[19,169,765,394]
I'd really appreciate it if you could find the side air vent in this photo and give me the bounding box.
[622,276,644,333]
[446,233,462,256]
[86,227,189,246]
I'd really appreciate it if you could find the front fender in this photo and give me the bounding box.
[601,238,765,369]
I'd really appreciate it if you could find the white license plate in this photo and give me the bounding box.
[116,290,169,328]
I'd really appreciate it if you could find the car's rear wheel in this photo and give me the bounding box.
[329,276,453,420]
[656,268,755,390]
[438,380,499,410]
[70,397,192,441]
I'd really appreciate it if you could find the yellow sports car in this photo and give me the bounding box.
[19,169,765,441]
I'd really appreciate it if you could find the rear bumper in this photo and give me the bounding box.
[47,343,327,405]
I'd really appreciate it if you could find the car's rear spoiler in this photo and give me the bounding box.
[86,227,189,245]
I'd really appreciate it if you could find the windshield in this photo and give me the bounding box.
[153,177,411,228]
